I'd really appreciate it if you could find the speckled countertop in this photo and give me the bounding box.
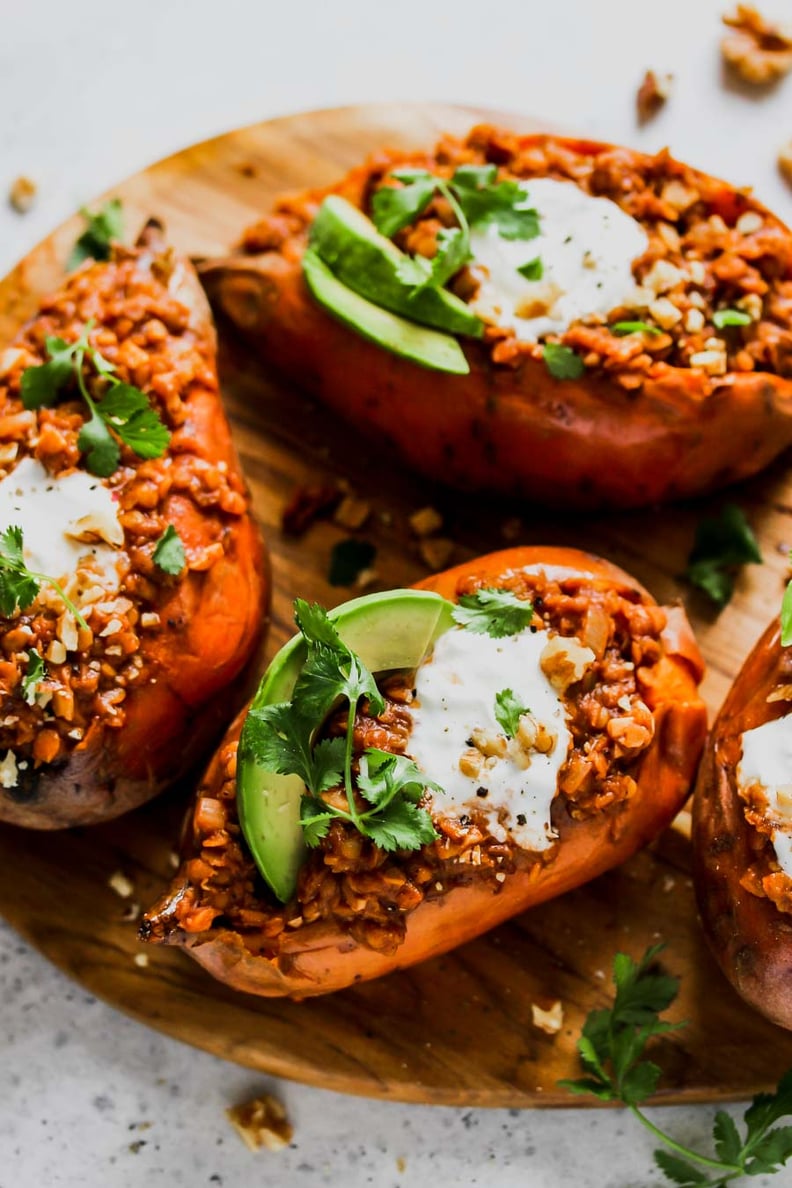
[2,1,792,1185]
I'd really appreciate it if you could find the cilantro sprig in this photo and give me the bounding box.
[372,164,540,298]
[20,322,170,477]
[21,648,46,704]
[494,688,530,738]
[68,199,124,270]
[684,505,761,608]
[451,588,534,638]
[243,600,439,853]
[561,946,792,1185]
[153,525,185,576]
[0,527,88,631]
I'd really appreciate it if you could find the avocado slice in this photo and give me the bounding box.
[302,249,470,375]
[310,196,483,339]
[238,589,455,903]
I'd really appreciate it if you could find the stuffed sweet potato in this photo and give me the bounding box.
[693,619,792,1030]
[200,125,792,510]
[0,223,266,829]
[141,546,707,998]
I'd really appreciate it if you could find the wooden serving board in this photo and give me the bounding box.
[2,102,792,1108]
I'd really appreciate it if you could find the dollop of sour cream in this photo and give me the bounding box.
[407,625,576,851]
[469,177,648,341]
[0,456,124,590]
[738,715,792,877]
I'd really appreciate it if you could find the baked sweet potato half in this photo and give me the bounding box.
[141,546,707,998]
[0,223,267,829]
[200,125,792,510]
[693,619,792,1030]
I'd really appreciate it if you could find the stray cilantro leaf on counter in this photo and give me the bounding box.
[494,688,530,738]
[0,526,88,631]
[21,649,46,704]
[328,538,376,587]
[561,945,792,1185]
[153,525,186,575]
[684,504,761,608]
[543,342,585,380]
[517,257,543,281]
[19,322,170,477]
[611,321,662,336]
[713,308,752,329]
[245,601,438,854]
[782,555,792,647]
[452,588,533,638]
[68,199,124,269]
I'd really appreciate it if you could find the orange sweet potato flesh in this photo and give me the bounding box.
[0,227,268,829]
[199,133,792,510]
[693,621,792,1030]
[146,546,707,998]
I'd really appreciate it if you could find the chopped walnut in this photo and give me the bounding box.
[226,1094,293,1153]
[779,140,792,187]
[721,5,792,84]
[531,1000,564,1035]
[540,635,596,694]
[636,70,673,122]
[419,537,454,570]
[409,506,443,537]
[333,495,371,531]
[8,176,37,214]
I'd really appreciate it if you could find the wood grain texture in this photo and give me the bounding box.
[1,102,792,1106]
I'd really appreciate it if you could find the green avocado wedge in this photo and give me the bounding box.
[302,248,470,375]
[309,195,484,339]
[237,589,456,903]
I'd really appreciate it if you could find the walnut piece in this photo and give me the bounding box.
[636,70,673,122]
[8,176,37,214]
[226,1094,293,1153]
[721,5,792,85]
[531,1000,564,1035]
[779,141,792,188]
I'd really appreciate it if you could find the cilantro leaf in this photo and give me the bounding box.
[19,337,77,409]
[68,198,124,269]
[308,737,346,794]
[543,342,585,380]
[713,308,751,329]
[293,599,384,719]
[451,167,540,240]
[452,588,533,638]
[494,688,529,738]
[653,1150,710,1185]
[712,1111,742,1167]
[77,409,120,477]
[357,749,440,809]
[152,525,185,576]
[744,1070,792,1143]
[99,383,171,459]
[517,257,543,281]
[371,170,437,238]
[0,528,39,615]
[611,321,662,336]
[299,794,336,847]
[781,568,792,647]
[398,226,471,295]
[360,797,437,852]
[21,649,46,704]
[242,701,317,789]
[685,504,761,608]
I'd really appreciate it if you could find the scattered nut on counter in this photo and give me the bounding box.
[721,4,792,85]
[108,870,135,899]
[636,70,673,122]
[779,140,792,187]
[226,1094,293,1152]
[409,506,444,538]
[8,175,37,213]
[531,1000,565,1035]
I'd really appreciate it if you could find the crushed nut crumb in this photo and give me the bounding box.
[226,1095,293,1153]
[531,1000,564,1035]
[721,4,792,84]
[636,70,673,122]
[8,175,37,214]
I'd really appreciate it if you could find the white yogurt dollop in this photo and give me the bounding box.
[0,456,124,590]
[469,177,648,342]
[738,715,792,877]
[408,625,574,851]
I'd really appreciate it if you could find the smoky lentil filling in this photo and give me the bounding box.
[243,125,792,394]
[0,247,247,775]
[150,571,666,957]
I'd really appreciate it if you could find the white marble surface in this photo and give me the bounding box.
[2,1,792,1185]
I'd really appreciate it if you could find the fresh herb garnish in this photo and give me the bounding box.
[494,688,530,738]
[21,648,46,704]
[152,525,185,576]
[517,257,543,281]
[543,342,585,380]
[713,309,752,329]
[244,600,439,852]
[0,526,88,631]
[561,945,792,1185]
[68,199,124,270]
[328,538,376,587]
[20,323,170,477]
[782,555,792,647]
[684,504,761,608]
[452,588,533,638]
[611,320,662,336]
[372,165,539,297]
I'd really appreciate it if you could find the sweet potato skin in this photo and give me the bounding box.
[0,232,268,830]
[145,546,707,998]
[693,621,792,1030]
[200,134,792,510]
